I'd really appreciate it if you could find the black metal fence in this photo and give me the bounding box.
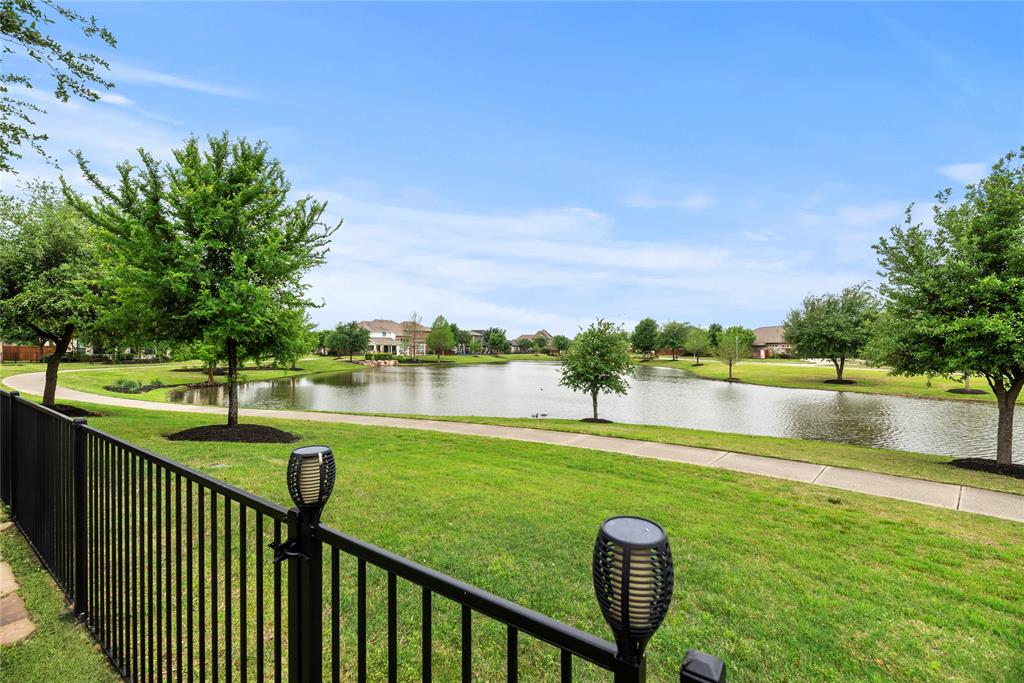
[0,389,714,681]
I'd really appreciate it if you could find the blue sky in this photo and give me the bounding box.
[4,2,1022,336]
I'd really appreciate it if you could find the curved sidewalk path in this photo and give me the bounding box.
[5,371,1023,524]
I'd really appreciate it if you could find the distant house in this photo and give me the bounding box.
[752,325,790,358]
[358,319,430,355]
[511,329,553,353]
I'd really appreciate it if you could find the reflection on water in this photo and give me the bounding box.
[171,362,1021,461]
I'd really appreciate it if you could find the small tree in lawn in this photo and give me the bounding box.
[0,182,101,406]
[66,133,339,428]
[426,315,455,360]
[631,317,660,360]
[552,334,571,356]
[532,336,549,354]
[560,319,634,421]
[469,338,483,355]
[716,326,755,380]
[327,321,371,361]
[687,327,710,365]
[658,321,688,360]
[873,149,1024,467]
[784,284,878,382]
[404,312,423,357]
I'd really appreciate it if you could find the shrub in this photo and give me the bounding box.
[364,353,373,360]
[149,378,166,388]
[110,378,143,393]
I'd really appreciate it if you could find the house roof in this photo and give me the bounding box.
[359,319,430,336]
[753,325,786,346]
[514,329,553,343]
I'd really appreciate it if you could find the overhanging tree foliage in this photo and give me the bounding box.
[66,133,339,426]
[873,149,1024,466]
[559,319,634,421]
[0,181,100,405]
[783,284,878,382]
[1,0,116,172]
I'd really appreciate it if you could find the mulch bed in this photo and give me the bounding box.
[823,379,857,385]
[950,457,1024,480]
[580,417,614,423]
[947,388,988,395]
[104,383,164,394]
[170,366,300,374]
[166,424,299,444]
[49,404,100,418]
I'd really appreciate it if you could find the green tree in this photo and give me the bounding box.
[552,334,571,356]
[66,133,339,426]
[426,315,456,360]
[658,321,688,360]
[0,181,100,405]
[532,336,549,354]
[631,317,660,359]
[456,328,472,352]
[404,312,423,357]
[708,323,723,350]
[327,321,370,361]
[784,284,878,382]
[687,327,710,365]
[468,338,483,355]
[1,1,116,172]
[873,149,1024,466]
[716,326,755,380]
[485,327,508,354]
[559,319,635,421]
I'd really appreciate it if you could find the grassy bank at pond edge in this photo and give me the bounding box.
[5,399,1023,682]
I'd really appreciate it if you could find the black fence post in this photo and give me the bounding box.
[3,391,18,509]
[614,657,646,683]
[285,509,323,682]
[72,417,88,617]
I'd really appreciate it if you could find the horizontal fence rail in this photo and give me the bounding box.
[0,389,693,682]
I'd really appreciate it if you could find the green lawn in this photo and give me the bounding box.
[375,415,1024,496]
[8,400,1024,682]
[647,358,1004,403]
[0,527,118,681]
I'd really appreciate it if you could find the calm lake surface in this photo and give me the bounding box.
[171,362,1021,461]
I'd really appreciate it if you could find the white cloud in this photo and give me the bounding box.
[622,189,716,211]
[937,162,987,184]
[109,62,250,99]
[101,93,134,107]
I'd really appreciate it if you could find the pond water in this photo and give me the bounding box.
[170,362,1021,461]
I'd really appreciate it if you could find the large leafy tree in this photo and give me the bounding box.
[485,327,508,354]
[560,319,634,421]
[552,334,571,356]
[784,284,878,382]
[327,320,370,361]
[658,320,688,360]
[531,336,549,354]
[66,133,339,426]
[873,149,1024,466]
[708,322,723,350]
[716,326,755,381]
[631,317,659,359]
[426,314,455,360]
[1,0,116,172]
[0,181,100,405]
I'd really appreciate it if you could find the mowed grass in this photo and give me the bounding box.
[14,400,1024,682]
[381,415,1024,496]
[648,359,1006,403]
[0,528,119,681]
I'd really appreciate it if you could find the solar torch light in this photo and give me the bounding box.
[592,516,675,667]
[287,445,336,527]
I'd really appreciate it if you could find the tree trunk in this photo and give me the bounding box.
[226,338,239,427]
[993,378,1023,466]
[42,326,74,406]
[832,357,846,382]
[963,374,971,392]
[728,360,733,380]
[591,391,599,420]
[207,363,215,386]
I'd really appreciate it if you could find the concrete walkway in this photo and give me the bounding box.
[4,371,1023,524]
[0,511,35,645]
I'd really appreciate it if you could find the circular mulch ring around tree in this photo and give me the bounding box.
[166,424,299,444]
[950,457,1024,480]
[823,379,857,385]
[49,404,100,418]
[580,417,614,423]
[947,388,987,395]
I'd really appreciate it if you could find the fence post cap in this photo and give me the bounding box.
[680,649,726,683]
[72,416,88,425]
